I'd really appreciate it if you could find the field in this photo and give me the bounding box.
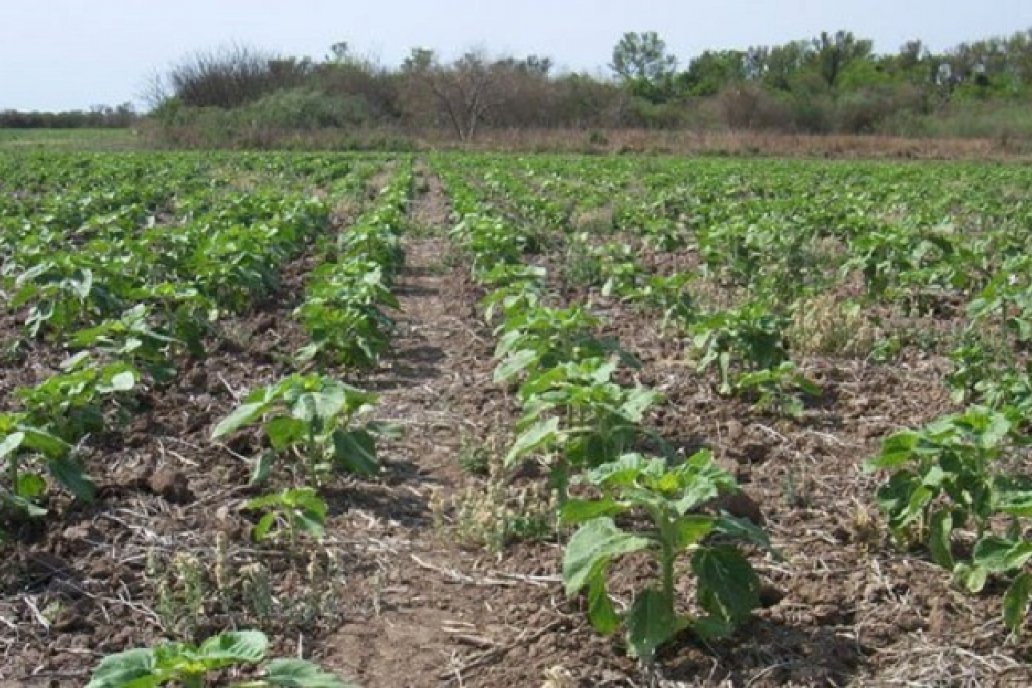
[0,130,142,152]
[1,149,1032,687]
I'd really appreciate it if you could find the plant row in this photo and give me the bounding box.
[438,158,772,663]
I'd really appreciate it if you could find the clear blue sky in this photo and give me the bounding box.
[2,0,1031,111]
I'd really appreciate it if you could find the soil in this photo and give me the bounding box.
[2,160,1031,688]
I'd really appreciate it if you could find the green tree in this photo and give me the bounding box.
[811,31,874,89]
[610,31,678,100]
[683,50,747,96]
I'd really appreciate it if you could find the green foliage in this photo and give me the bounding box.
[690,303,791,395]
[211,373,392,484]
[562,452,768,659]
[866,406,1032,632]
[86,629,351,688]
[245,487,328,545]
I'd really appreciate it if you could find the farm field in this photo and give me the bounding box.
[1,150,1032,687]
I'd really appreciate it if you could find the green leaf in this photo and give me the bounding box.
[86,647,157,688]
[262,658,351,688]
[15,473,47,499]
[864,431,919,471]
[47,455,96,502]
[971,536,1032,574]
[672,515,717,550]
[625,588,684,660]
[692,546,760,629]
[107,371,137,393]
[582,453,655,488]
[1004,573,1032,634]
[19,426,70,459]
[928,508,954,570]
[252,513,277,542]
[586,571,620,635]
[265,417,307,452]
[251,449,275,485]
[504,417,560,468]
[560,497,625,524]
[212,401,269,439]
[0,431,25,460]
[993,476,1032,518]
[712,515,771,549]
[331,429,380,476]
[563,517,651,596]
[954,562,989,594]
[197,630,268,666]
[494,349,538,383]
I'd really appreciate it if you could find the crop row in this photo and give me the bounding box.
[437,157,772,662]
[1,153,412,688]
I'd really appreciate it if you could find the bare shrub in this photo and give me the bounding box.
[168,45,312,108]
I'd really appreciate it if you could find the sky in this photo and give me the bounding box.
[2,0,1031,111]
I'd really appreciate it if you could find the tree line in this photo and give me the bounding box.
[8,27,1032,140]
[0,103,138,129]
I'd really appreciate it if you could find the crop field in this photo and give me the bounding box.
[1,150,1032,687]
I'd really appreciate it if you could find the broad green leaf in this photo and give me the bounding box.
[864,431,920,471]
[252,513,277,542]
[1004,572,1032,634]
[560,497,625,524]
[212,401,270,439]
[106,371,137,393]
[504,417,560,468]
[971,536,1032,574]
[620,386,660,423]
[20,426,71,459]
[265,417,307,451]
[586,571,620,635]
[954,562,989,594]
[563,518,651,596]
[493,349,538,383]
[331,429,380,476]
[692,546,760,628]
[625,588,683,660]
[251,449,275,485]
[582,453,655,488]
[85,648,157,688]
[197,630,268,665]
[15,473,47,499]
[994,476,1032,518]
[673,515,717,550]
[712,515,771,549]
[47,455,96,502]
[262,658,351,688]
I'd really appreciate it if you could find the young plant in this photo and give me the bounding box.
[506,357,661,501]
[735,361,821,419]
[562,452,769,661]
[0,414,85,526]
[494,304,633,384]
[86,629,351,688]
[18,352,139,442]
[690,303,790,395]
[211,373,395,485]
[68,304,180,383]
[245,487,328,548]
[865,406,1032,632]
